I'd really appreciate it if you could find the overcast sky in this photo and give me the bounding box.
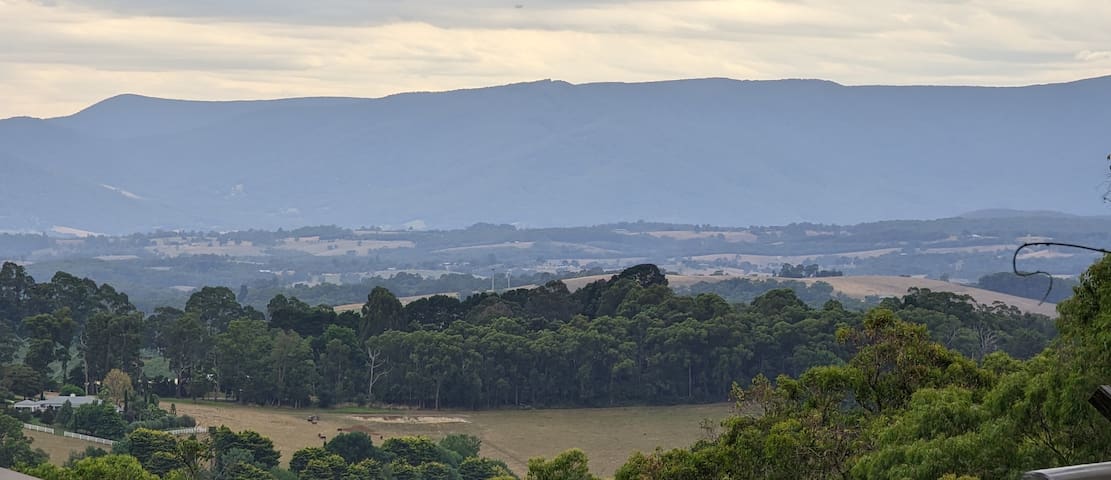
[2,0,1110,119]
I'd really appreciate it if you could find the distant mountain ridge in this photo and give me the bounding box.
[2,77,1109,234]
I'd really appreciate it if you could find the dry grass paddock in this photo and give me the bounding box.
[156,401,734,478]
[25,430,102,466]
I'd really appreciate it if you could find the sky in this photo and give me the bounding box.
[2,0,1110,119]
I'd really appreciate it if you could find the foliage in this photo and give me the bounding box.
[381,436,445,467]
[64,446,108,468]
[526,449,597,480]
[55,401,75,429]
[23,454,158,480]
[323,431,382,464]
[0,412,47,469]
[290,447,328,475]
[439,434,481,460]
[73,402,127,440]
[5,364,45,398]
[212,427,281,471]
[778,263,843,278]
[100,369,134,409]
[60,384,85,396]
[122,428,179,474]
[459,457,515,480]
[612,255,1111,479]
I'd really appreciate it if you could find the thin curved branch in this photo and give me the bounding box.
[1013,242,1111,304]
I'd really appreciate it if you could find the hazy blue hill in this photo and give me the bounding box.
[1,77,1108,233]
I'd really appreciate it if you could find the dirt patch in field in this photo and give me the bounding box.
[349,415,469,424]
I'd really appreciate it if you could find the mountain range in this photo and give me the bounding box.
[1,77,1108,234]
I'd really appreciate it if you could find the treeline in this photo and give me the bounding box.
[681,276,874,308]
[776,263,843,278]
[8,416,519,480]
[1,261,1055,412]
[239,269,580,311]
[976,271,1080,304]
[607,255,1111,479]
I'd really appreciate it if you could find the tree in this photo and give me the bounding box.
[364,344,389,401]
[67,454,158,480]
[268,330,315,407]
[324,431,381,464]
[23,309,77,383]
[317,326,362,405]
[0,261,35,330]
[346,459,385,479]
[459,457,514,480]
[186,286,255,333]
[439,434,481,460]
[360,287,405,340]
[301,454,347,480]
[73,402,126,439]
[100,369,133,409]
[222,462,275,480]
[267,294,333,338]
[80,312,143,393]
[5,364,44,398]
[290,447,329,475]
[420,462,461,480]
[212,427,280,471]
[838,309,987,414]
[55,400,75,429]
[526,449,597,480]
[615,264,667,288]
[382,436,443,467]
[172,436,215,480]
[0,412,47,468]
[123,428,179,474]
[164,313,211,397]
[215,319,272,403]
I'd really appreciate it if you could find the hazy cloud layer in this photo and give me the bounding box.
[3,0,1111,118]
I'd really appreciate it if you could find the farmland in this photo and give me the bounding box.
[24,430,101,466]
[28,401,730,477]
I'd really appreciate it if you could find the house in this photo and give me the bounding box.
[12,394,101,413]
[41,394,100,410]
[12,400,42,413]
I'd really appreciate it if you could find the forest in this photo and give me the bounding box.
[0,262,1055,410]
[0,255,1096,479]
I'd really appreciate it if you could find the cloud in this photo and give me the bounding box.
[2,0,1111,118]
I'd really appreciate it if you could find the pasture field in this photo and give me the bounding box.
[795,275,1058,317]
[163,401,735,478]
[26,430,102,466]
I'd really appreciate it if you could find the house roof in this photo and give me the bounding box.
[42,395,98,407]
[13,400,38,406]
[0,467,40,480]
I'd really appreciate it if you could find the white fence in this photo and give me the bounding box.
[62,431,115,446]
[22,423,55,435]
[165,426,207,436]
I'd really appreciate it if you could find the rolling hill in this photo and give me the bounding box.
[2,77,1109,233]
[332,273,1058,317]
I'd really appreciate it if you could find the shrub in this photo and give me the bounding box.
[59,384,85,396]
